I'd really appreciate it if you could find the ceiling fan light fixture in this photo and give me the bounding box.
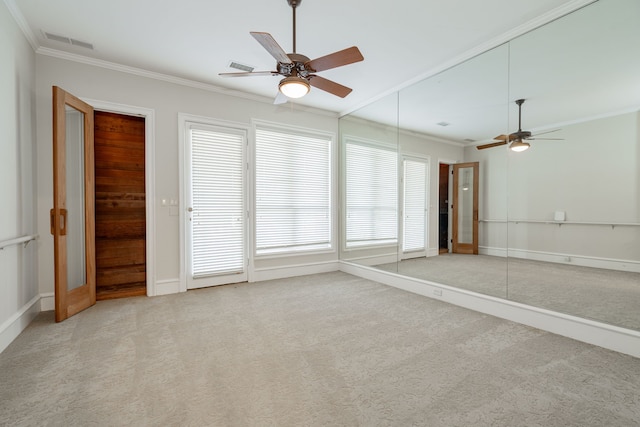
[279,76,310,98]
[509,139,530,152]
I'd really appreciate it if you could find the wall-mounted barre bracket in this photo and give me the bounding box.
[0,235,38,251]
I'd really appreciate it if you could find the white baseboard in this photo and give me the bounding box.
[40,292,54,311]
[479,246,508,258]
[339,261,640,358]
[339,253,397,267]
[479,246,640,273]
[252,260,340,282]
[154,279,182,296]
[0,295,41,354]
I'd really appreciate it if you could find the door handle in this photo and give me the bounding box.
[50,209,67,235]
[60,209,67,235]
[187,207,193,212]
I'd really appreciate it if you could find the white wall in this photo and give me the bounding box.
[465,111,640,270]
[0,0,38,352]
[35,54,340,297]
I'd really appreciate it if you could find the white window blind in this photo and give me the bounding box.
[189,125,245,277]
[403,159,427,252]
[255,126,332,255]
[345,140,397,248]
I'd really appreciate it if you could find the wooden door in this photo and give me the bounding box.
[94,111,146,300]
[452,162,479,254]
[52,86,96,322]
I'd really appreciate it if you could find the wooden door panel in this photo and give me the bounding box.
[97,265,146,286]
[52,86,96,322]
[94,111,146,300]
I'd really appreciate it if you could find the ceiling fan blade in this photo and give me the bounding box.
[308,75,352,98]
[476,141,507,150]
[493,134,509,141]
[273,91,288,105]
[306,46,364,72]
[250,32,293,64]
[219,71,278,77]
[531,129,561,137]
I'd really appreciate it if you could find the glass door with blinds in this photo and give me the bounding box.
[185,123,247,289]
[401,157,429,258]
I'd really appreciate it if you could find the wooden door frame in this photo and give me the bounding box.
[452,161,479,254]
[83,98,158,296]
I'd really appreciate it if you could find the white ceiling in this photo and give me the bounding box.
[8,0,586,118]
[9,0,638,146]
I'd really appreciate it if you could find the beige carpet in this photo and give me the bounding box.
[1,271,639,426]
[376,255,640,331]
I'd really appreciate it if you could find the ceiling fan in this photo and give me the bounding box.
[219,0,364,103]
[476,99,562,152]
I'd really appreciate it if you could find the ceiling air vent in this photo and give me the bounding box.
[70,39,94,50]
[228,61,254,72]
[43,31,94,50]
[464,138,476,143]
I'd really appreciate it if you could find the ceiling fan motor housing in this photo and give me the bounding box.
[277,53,312,78]
[510,130,532,141]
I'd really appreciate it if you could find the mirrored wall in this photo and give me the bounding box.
[339,0,640,331]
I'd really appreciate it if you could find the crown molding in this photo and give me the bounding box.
[36,47,339,118]
[3,0,39,50]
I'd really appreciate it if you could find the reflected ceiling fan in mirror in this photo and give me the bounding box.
[219,0,364,104]
[476,99,562,152]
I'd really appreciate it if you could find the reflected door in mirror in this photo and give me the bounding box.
[452,162,479,254]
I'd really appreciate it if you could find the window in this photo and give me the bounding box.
[255,125,332,255]
[345,138,398,248]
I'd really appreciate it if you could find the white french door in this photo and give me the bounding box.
[401,157,429,258]
[185,122,247,289]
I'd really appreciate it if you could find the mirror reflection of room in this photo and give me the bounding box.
[339,0,640,331]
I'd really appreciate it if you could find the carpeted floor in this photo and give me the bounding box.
[1,271,639,426]
[376,254,640,331]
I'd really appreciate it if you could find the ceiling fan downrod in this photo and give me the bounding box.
[288,0,301,53]
[516,98,525,132]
